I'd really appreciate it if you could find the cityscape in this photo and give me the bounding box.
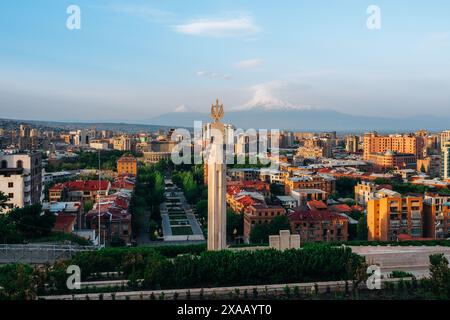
[1,0,450,313]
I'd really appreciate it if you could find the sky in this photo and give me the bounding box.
[0,0,450,123]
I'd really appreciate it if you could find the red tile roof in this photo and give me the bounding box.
[329,204,353,213]
[64,180,110,192]
[288,209,348,222]
[307,200,328,210]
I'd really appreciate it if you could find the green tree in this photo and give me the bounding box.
[0,191,8,211]
[429,253,450,299]
[226,210,243,240]
[8,205,55,239]
[249,215,291,244]
[195,199,208,222]
[357,216,368,240]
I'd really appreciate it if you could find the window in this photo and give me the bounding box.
[8,182,13,188]
[1,160,7,169]
[16,160,23,169]
[8,193,13,199]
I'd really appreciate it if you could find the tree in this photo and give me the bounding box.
[270,183,285,196]
[357,216,368,240]
[8,205,55,239]
[0,191,8,211]
[195,199,208,222]
[249,215,291,244]
[429,254,450,299]
[268,215,291,235]
[226,210,243,240]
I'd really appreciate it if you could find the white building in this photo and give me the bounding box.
[0,151,43,213]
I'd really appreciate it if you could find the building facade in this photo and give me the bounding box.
[117,155,137,176]
[367,196,423,241]
[0,152,43,213]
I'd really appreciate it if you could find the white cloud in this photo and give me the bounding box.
[173,104,189,113]
[232,81,313,111]
[174,17,260,37]
[197,71,232,80]
[235,58,263,69]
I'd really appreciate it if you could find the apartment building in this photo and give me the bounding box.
[423,192,450,239]
[288,208,349,243]
[366,150,417,171]
[367,196,423,241]
[442,141,450,180]
[363,132,426,161]
[284,174,335,195]
[117,155,137,176]
[345,135,360,153]
[243,204,286,242]
[0,151,43,213]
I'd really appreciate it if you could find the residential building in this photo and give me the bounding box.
[288,208,349,243]
[113,135,132,151]
[117,155,137,176]
[423,196,450,239]
[363,132,426,161]
[417,155,441,178]
[354,181,378,206]
[243,204,286,242]
[367,196,424,241]
[275,195,298,209]
[0,151,43,213]
[346,135,360,153]
[85,192,132,244]
[440,130,450,150]
[366,150,416,170]
[442,141,450,180]
[290,188,327,206]
[284,174,335,195]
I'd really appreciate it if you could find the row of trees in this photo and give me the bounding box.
[0,204,55,243]
[171,165,206,204]
[130,164,166,240]
[46,150,142,172]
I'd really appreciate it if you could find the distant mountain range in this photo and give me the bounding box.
[2,107,449,133]
[147,108,450,132]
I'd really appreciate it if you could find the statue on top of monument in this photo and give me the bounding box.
[211,98,224,125]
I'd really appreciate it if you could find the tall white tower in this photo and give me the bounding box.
[207,99,227,251]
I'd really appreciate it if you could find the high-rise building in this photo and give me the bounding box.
[440,130,450,151]
[441,141,450,180]
[0,151,43,213]
[367,196,423,241]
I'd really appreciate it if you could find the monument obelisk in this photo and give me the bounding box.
[207,99,227,251]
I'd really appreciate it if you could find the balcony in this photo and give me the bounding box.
[411,211,421,219]
[390,220,400,228]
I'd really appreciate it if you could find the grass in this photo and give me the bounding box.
[171,226,193,235]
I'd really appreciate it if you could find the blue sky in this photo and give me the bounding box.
[0,0,449,122]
